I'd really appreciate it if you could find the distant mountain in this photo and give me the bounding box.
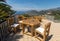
[25,10,39,16]
[15,11,26,15]
[48,7,60,11]
[16,11,24,14]
[15,7,60,16]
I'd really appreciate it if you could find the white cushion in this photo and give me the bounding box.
[19,21,23,23]
[11,24,19,27]
[36,26,44,33]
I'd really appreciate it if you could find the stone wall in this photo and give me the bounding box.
[45,15,60,22]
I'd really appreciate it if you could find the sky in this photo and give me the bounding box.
[6,0,60,11]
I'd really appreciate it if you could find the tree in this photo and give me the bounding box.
[0,0,6,2]
[22,14,31,17]
[0,2,15,22]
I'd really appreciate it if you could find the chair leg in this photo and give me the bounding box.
[35,31,37,38]
[13,28,17,33]
[43,35,46,41]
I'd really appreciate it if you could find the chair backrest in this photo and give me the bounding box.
[44,22,51,35]
[33,16,42,22]
[18,15,25,20]
[8,17,14,25]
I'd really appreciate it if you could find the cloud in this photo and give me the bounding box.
[6,0,48,11]
[9,3,41,11]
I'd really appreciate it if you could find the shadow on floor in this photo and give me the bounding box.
[5,29,23,41]
[6,33,23,41]
[46,35,53,41]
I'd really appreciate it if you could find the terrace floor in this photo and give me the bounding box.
[6,20,60,41]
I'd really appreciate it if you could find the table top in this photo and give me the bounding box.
[19,19,40,26]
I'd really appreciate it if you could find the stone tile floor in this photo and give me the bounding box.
[6,21,60,41]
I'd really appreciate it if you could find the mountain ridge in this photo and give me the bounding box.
[15,7,60,15]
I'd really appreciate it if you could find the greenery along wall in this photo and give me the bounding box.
[0,2,15,23]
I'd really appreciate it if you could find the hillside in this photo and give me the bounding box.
[24,7,60,16]
[25,10,39,16]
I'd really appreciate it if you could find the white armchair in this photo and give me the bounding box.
[35,22,51,41]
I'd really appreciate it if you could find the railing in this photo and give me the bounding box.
[0,20,8,41]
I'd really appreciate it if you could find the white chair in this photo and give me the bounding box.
[35,22,51,41]
[8,17,19,33]
[11,24,19,28]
